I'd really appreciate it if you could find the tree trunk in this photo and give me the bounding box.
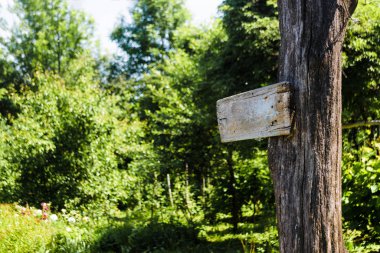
[185,163,190,209]
[268,0,357,252]
[167,173,173,207]
[227,148,239,233]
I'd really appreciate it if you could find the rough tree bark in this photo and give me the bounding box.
[268,0,357,252]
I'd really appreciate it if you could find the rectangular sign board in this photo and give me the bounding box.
[217,82,293,143]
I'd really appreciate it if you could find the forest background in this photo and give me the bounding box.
[0,0,379,252]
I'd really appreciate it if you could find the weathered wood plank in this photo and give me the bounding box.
[217,82,293,142]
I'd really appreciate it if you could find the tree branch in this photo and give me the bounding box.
[342,120,380,129]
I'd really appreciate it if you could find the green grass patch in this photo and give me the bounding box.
[0,204,57,252]
[1,203,379,252]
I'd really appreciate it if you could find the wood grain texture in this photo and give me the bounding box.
[217,82,293,142]
[268,0,357,252]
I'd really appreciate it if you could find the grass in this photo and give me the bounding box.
[0,203,107,253]
[0,204,57,252]
[1,203,379,252]
[0,203,278,253]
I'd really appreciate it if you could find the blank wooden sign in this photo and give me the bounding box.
[217,82,293,143]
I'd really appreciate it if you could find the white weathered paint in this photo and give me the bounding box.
[217,82,293,142]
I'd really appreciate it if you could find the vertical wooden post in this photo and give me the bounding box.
[268,0,357,252]
[167,173,174,207]
[185,163,190,208]
[227,147,239,233]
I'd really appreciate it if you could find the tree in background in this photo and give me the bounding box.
[341,0,380,243]
[200,0,278,104]
[2,60,145,211]
[0,0,95,138]
[109,0,280,232]
[0,0,147,212]
[0,0,378,250]
[343,1,380,125]
[195,0,279,231]
[1,0,93,87]
[110,0,189,78]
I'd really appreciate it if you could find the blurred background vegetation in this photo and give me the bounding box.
[0,0,379,252]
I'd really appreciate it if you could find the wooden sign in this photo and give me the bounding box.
[217,82,293,143]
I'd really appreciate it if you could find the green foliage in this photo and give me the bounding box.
[343,0,380,123]
[204,0,279,100]
[0,58,144,211]
[2,203,379,253]
[344,228,380,253]
[0,204,56,253]
[96,221,200,253]
[0,0,380,251]
[143,48,203,167]
[111,0,190,77]
[0,203,111,253]
[343,133,380,243]
[340,1,380,246]
[1,0,94,87]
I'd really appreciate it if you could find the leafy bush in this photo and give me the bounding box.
[343,136,380,244]
[0,64,144,211]
[96,221,200,253]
